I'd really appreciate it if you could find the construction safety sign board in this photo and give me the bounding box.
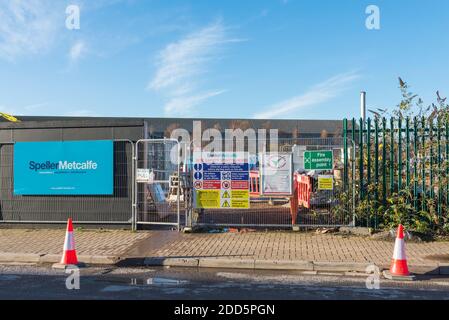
[193,152,249,209]
[304,150,333,170]
[318,175,334,190]
[136,168,152,183]
[260,152,293,196]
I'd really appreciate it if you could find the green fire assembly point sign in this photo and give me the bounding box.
[304,150,333,170]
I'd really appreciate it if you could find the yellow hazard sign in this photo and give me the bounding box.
[231,190,249,208]
[231,199,249,208]
[318,175,334,190]
[196,189,249,209]
[196,190,220,208]
[221,200,230,208]
[231,190,248,199]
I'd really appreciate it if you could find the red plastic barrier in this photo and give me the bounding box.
[296,174,312,209]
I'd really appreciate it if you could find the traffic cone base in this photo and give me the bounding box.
[383,270,416,281]
[385,224,415,281]
[390,259,409,276]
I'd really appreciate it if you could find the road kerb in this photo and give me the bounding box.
[254,259,313,271]
[79,255,121,265]
[144,257,199,267]
[313,261,373,273]
[0,252,42,263]
[198,258,255,269]
[0,252,121,266]
[0,251,446,276]
[39,254,60,264]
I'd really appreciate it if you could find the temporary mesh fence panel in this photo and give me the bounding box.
[189,137,355,228]
[0,140,134,224]
[135,139,181,227]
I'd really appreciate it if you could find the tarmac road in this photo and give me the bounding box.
[1,264,449,300]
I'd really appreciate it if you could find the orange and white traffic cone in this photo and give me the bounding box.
[61,218,78,265]
[53,218,81,269]
[383,224,415,281]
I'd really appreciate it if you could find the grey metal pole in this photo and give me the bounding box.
[360,91,366,122]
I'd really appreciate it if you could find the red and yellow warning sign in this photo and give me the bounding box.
[196,190,220,209]
[193,152,249,209]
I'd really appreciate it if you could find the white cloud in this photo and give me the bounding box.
[253,71,361,119]
[0,1,130,62]
[0,0,61,61]
[164,90,226,116]
[149,21,228,92]
[69,40,87,62]
[148,20,242,116]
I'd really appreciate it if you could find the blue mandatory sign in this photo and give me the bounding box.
[232,171,249,181]
[221,171,232,180]
[194,171,203,180]
[194,163,203,171]
[204,172,220,180]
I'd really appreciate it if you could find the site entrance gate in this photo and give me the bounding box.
[134,139,183,229]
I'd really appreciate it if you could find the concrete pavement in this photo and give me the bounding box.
[126,230,449,274]
[0,228,150,265]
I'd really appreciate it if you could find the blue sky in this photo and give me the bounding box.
[0,0,448,120]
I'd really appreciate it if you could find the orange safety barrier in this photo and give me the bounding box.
[296,174,312,209]
[249,170,260,197]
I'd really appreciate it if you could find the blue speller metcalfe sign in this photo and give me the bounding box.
[14,140,114,195]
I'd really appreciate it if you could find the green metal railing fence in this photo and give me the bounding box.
[343,117,449,228]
